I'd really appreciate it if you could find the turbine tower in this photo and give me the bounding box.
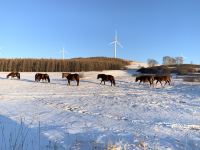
[110,31,123,58]
[60,48,66,60]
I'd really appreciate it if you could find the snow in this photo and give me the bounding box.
[0,70,200,149]
[126,61,148,69]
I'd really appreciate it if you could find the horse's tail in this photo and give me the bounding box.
[47,76,50,83]
[17,73,20,79]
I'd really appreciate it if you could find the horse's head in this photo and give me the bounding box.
[63,73,70,78]
[35,73,39,81]
[97,74,101,79]
[97,74,105,79]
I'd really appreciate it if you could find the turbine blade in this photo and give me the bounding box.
[117,41,123,48]
[110,41,115,45]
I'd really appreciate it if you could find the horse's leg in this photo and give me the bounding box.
[110,80,112,86]
[151,80,154,87]
[77,79,79,86]
[100,80,102,84]
[165,80,170,86]
[68,80,70,85]
[149,80,153,87]
[156,80,159,85]
[112,80,115,86]
[160,81,163,86]
[148,80,152,87]
[104,81,105,85]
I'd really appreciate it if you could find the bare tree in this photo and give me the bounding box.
[147,59,158,67]
[175,57,184,64]
[163,56,176,65]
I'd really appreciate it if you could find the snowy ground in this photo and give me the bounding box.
[0,70,200,150]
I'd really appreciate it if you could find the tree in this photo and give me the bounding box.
[163,56,176,65]
[147,59,158,67]
[175,57,184,64]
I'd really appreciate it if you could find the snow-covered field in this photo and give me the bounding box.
[0,70,200,150]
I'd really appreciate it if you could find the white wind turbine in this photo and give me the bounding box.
[110,31,123,58]
[60,47,66,59]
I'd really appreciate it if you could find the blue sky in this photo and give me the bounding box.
[0,0,200,64]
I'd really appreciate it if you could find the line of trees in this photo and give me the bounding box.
[0,57,130,72]
[163,56,184,65]
[147,56,184,67]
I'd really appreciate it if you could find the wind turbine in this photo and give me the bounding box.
[60,48,66,60]
[110,31,123,58]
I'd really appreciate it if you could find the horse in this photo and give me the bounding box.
[97,74,115,86]
[7,72,20,79]
[135,75,154,86]
[66,73,80,86]
[35,73,50,83]
[154,75,171,86]
[62,72,70,78]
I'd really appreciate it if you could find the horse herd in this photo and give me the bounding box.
[135,74,171,86]
[6,72,171,87]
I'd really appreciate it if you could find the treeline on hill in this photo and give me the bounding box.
[0,57,130,72]
[137,64,200,75]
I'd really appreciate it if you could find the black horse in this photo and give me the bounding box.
[135,75,154,86]
[35,73,50,83]
[97,74,115,86]
[66,73,80,86]
[7,72,20,79]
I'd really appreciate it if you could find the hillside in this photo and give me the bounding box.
[137,64,200,75]
[0,57,130,72]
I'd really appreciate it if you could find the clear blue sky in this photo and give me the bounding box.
[0,0,200,64]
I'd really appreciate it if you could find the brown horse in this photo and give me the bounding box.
[154,75,171,86]
[135,75,154,86]
[62,72,70,78]
[66,73,80,86]
[97,74,115,86]
[35,73,50,83]
[7,72,20,79]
